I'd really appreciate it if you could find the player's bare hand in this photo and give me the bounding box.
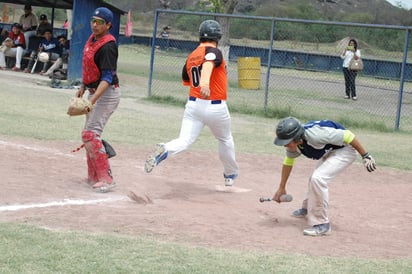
[76,87,85,98]
[200,86,210,99]
[273,188,286,203]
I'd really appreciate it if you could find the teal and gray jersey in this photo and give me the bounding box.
[287,120,346,160]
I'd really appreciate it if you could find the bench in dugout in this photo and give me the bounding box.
[6,36,49,72]
[4,27,67,72]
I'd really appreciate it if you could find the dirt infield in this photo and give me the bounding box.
[0,136,411,259]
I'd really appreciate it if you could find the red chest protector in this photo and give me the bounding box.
[82,34,116,85]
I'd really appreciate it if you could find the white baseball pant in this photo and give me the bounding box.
[0,47,26,68]
[301,145,357,226]
[164,98,239,177]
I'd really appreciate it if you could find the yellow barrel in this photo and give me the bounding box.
[238,57,261,90]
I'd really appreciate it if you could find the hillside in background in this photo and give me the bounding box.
[113,0,412,26]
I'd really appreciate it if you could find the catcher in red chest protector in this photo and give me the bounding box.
[74,7,120,193]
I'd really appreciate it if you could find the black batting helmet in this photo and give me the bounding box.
[274,117,305,146]
[199,20,222,42]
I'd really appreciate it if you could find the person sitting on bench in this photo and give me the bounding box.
[24,29,61,74]
[0,23,26,71]
[42,34,70,77]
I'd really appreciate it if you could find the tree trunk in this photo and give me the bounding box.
[217,0,238,66]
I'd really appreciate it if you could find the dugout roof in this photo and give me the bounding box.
[0,0,126,81]
[0,1,124,14]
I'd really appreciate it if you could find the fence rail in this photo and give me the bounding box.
[138,9,412,132]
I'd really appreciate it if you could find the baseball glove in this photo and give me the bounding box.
[0,38,13,53]
[67,97,94,116]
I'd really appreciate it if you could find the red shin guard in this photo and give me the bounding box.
[86,153,98,184]
[82,130,113,184]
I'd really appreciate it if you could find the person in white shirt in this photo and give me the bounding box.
[340,38,361,100]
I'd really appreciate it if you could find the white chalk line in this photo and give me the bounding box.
[0,196,128,212]
[0,139,75,158]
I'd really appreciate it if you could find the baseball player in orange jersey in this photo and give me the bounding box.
[145,19,239,186]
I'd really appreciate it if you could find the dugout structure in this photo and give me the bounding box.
[0,0,125,80]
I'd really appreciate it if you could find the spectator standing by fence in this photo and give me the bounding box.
[160,25,171,39]
[159,25,171,49]
[341,38,361,100]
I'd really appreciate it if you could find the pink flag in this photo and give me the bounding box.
[125,10,133,37]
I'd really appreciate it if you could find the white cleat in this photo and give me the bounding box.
[303,223,331,236]
[144,143,167,173]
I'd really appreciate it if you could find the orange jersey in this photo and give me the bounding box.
[182,42,227,100]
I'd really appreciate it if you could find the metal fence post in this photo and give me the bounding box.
[396,29,411,130]
[264,19,276,113]
[148,10,160,97]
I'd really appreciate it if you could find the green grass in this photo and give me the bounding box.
[1,223,411,273]
[0,45,411,272]
[140,43,412,133]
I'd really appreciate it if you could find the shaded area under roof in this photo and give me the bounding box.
[0,0,125,14]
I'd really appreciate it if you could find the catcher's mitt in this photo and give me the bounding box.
[2,38,13,48]
[67,97,94,116]
[0,38,13,53]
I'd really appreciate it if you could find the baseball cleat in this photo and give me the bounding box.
[292,208,307,218]
[224,178,234,186]
[223,173,238,187]
[303,223,331,236]
[92,181,117,193]
[144,143,168,173]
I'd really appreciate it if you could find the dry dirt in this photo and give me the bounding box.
[0,136,411,259]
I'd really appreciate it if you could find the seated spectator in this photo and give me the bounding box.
[0,17,8,43]
[0,23,26,71]
[24,29,61,74]
[43,34,70,76]
[28,14,52,51]
[0,27,9,44]
[19,4,38,49]
[36,14,52,37]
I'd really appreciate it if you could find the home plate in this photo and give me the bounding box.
[215,185,251,193]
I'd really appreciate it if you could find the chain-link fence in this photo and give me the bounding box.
[147,9,412,132]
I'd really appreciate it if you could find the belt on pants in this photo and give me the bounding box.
[88,84,119,94]
[189,96,222,104]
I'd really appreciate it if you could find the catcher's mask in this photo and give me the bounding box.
[199,20,222,42]
[274,117,304,146]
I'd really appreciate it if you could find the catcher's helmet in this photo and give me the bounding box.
[38,52,49,63]
[274,117,304,146]
[199,20,222,41]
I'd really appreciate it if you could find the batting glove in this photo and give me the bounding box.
[362,152,376,172]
